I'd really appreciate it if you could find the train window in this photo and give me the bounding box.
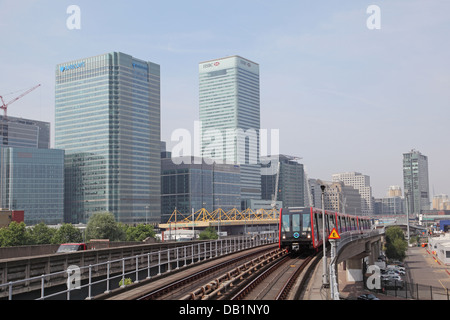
[317,215,322,240]
[292,214,300,232]
[328,215,335,229]
[302,214,311,231]
[282,215,290,232]
[313,213,319,242]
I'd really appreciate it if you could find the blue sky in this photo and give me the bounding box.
[1,0,449,198]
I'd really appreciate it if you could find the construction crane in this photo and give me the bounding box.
[0,84,41,118]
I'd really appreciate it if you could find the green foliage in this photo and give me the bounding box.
[52,223,83,244]
[385,226,408,261]
[199,226,218,240]
[0,212,155,248]
[86,211,125,241]
[119,278,133,287]
[28,222,56,245]
[125,224,155,242]
[0,222,28,247]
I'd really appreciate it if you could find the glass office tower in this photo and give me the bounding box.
[0,147,64,225]
[403,149,430,215]
[261,155,305,208]
[199,56,261,208]
[55,52,161,224]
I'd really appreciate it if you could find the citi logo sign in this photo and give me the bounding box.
[60,62,86,72]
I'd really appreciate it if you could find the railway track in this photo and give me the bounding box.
[230,253,315,300]
[169,251,317,301]
[101,244,278,300]
[102,243,318,301]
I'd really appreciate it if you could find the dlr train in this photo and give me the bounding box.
[279,207,373,252]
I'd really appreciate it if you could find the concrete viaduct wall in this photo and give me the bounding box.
[335,233,383,282]
[0,241,204,298]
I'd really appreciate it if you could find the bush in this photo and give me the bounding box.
[119,278,133,287]
[199,227,218,240]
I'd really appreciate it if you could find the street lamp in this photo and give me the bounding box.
[405,190,410,241]
[321,184,329,286]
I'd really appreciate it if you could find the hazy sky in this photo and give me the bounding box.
[1,0,449,199]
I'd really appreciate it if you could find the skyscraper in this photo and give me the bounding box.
[403,149,430,214]
[199,56,261,208]
[261,155,305,208]
[55,52,161,224]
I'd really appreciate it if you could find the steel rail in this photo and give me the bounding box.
[136,245,277,300]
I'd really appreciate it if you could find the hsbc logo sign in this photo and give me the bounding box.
[202,61,220,69]
[201,59,254,70]
[240,60,251,67]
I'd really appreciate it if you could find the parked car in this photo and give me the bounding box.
[382,278,404,289]
[357,293,380,300]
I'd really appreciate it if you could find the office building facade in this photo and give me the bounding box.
[308,179,362,214]
[199,56,261,208]
[0,116,50,149]
[261,155,305,208]
[55,52,161,224]
[0,147,64,225]
[432,194,450,210]
[403,149,430,214]
[332,172,374,215]
[161,157,240,221]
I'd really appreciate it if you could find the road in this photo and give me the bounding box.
[404,246,450,299]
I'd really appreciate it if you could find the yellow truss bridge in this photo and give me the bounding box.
[159,208,280,229]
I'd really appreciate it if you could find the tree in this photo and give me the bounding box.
[126,224,155,242]
[199,227,218,240]
[0,222,28,247]
[28,222,55,245]
[52,223,83,244]
[86,212,125,241]
[385,226,407,261]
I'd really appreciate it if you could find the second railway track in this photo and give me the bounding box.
[99,243,318,301]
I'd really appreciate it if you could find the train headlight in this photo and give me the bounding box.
[282,234,286,239]
[307,233,311,239]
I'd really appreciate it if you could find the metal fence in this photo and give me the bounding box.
[374,280,450,300]
[0,232,278,300]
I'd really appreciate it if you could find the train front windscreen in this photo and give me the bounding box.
[280,208,312,251]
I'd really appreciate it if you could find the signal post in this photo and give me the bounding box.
[328,227,340,300]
